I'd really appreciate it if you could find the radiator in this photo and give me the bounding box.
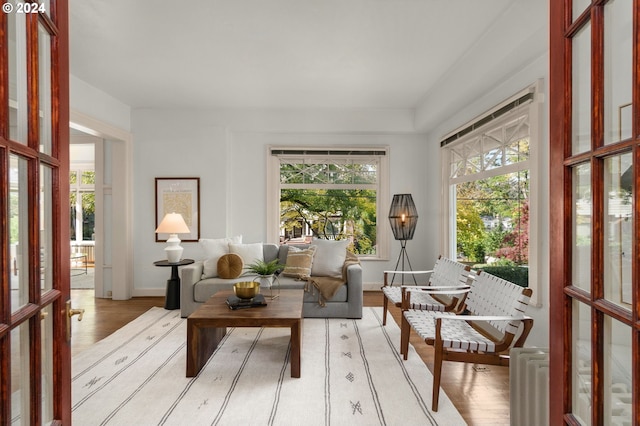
[510,348,550,426]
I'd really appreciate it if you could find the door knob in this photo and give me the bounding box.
[68,308,85,321]
[66,300,85,341]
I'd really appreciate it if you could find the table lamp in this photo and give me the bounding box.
[155,212,190,263]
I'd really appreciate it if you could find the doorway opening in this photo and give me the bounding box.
[70,130,97,291]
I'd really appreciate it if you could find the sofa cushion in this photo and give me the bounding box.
[217,253,243,279]
[193,275,348,304]
[282,246,316,278]
[200,235,242,278]
[310,239,349,277]
[229,242,264,269]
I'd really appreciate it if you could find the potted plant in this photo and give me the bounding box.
[245,259,283,288]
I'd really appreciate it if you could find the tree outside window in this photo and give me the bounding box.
[70,169,95,241]
[448,110,532,287]
[272,150,388,257]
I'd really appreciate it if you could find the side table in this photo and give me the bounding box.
[153,258,194,310]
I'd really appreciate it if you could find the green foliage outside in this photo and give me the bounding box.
[475,262,529,288]
[9,193,19,244]
[70,170,96,241]
[280,188,377,255]
[456,171,529,273]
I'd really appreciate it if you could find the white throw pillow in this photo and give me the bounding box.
[310,239,349,277]
[229,242,264,269]
[200,235,242,278]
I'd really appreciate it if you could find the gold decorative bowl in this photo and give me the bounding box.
[233,281,260,299]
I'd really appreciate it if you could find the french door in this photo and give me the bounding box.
[0,1,72,424]
[550,0,638,424]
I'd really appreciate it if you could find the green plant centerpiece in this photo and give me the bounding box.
[245,259,283,289]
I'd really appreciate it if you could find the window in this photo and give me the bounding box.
[441,84,542,303]
[267,147,389,259]
[70,169,96,242]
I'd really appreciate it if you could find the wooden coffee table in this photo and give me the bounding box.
[186,289,304,378]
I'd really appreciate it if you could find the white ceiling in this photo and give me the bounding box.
[69,0,527,110]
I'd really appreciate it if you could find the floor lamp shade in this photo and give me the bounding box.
[388,194,418,240]
[155,213,190,263]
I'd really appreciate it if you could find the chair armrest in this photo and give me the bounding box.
[383,270,433,287]
[433,314,534,348]
[384,270,433,275]
[433,314,532,322]
[403,285,471,295]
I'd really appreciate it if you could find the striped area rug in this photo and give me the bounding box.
[72,307,466,425]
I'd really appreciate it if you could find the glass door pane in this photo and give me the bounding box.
[9,154,30,312]
[41,305,54,423]
[604,0,632,144]
[40,165,53,292]
[8,0,28,145]
[603,316,631,425]
[573,0,591,21]
[38,24,52,154]
[573,163,592,291]
[572,300,592,425]
[572,23,592,155]
[603,154,632,309]
[10,322,30,424]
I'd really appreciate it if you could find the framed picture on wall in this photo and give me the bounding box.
[155,177,200,242]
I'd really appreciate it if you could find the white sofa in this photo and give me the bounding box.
[180,243,363,319]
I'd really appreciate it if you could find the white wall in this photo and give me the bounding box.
[130,108,441,295]
[70,74,132,132]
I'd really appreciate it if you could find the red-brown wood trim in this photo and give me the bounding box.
[592,309,604,425]
[550,0,569,422]
[566,6,592,38]
[38,10,59,38]
[53,0,71,423]
[634,118,640,426]
[26,13,38,153]
[0,11,7,140]
[591,5,604,152]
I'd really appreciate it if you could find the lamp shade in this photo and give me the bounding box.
[155,213,190,234]
[388,194,418,240]
[155,213,190,262]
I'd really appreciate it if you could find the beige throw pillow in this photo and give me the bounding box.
[282,246,316,278]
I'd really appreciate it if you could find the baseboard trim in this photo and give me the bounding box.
[132,288,165,297]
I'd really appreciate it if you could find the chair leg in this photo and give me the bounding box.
[400,313,410,359]
[432,344,444,412]
[432,320,444,412]
[382,294,389,326]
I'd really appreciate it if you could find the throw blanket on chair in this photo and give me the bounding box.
[304,251,360,306]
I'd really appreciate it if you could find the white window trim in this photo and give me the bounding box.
[440,81,544,307]
[267,145,390,260]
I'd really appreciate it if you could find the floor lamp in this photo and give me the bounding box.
[388,194,418,285]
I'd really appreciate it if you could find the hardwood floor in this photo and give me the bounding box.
[70,289,510,425]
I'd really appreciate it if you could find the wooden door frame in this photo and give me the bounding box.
[550,0,640,424]
[55,1,71,423]
[549,0,568,422]
[0,0,70,424]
